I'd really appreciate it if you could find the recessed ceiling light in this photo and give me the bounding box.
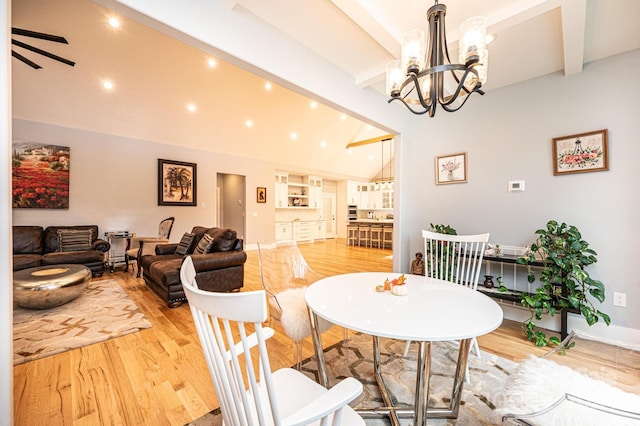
[320,141,327,148]
[366,125,372,131]
[290,132,298,140]
[368,154,374,161]
[245,120,253,128]
[347,148,353,155]
[102,80,113,90]
[265,82,272,90]
[310,101,318,109]
[187,103,197,112]
[340,113,347,120]
[108,17,120,28]
[207,58,217,68]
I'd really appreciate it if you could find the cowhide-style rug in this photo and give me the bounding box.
[13,279,152,365]
[188,332,517,425]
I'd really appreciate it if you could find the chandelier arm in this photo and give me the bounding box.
[388,97,432,115]
[440,86,481,112]
[439,68,481,107]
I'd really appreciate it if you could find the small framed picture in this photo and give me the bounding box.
[435,152,467,185]
[158,159,197,206]
[553,129,608,175]
[257,187,267,203]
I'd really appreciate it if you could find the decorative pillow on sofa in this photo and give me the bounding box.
[208,228,238,252]
[175,233,196,256]
[57,229,93,252]
[193,233,214,255]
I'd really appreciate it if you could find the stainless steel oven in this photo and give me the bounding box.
[347,205,358,221]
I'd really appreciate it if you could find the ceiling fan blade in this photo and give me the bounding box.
[12,39,75,67]
[11,27,68,44]
[11,50,42,69]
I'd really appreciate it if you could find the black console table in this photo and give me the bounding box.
[478,253,575,340]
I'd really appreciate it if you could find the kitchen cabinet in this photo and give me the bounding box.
[274,172,324,209]
[346,180,359,206]
[275,222,293,241]
[275,172,289,208]
[307,176,323,209]
[293,221,313,242]
[312,221,326,240]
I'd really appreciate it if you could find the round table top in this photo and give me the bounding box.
[14,264,92,289]
[306,272,503,341]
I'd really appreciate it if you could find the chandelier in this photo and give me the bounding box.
[385,1,488,117]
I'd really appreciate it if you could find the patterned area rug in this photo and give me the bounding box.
[13,279,152,365]
[188,332,517,425]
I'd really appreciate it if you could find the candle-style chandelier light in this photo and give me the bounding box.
[385,0,488,117]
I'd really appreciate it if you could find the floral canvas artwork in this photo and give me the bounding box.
[436,152,467,184]
[12,142,70,209]
[553,129,608,175]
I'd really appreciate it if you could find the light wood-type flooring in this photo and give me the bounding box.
[13,239,639,425]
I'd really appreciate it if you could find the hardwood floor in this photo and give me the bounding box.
[13,239,639,425]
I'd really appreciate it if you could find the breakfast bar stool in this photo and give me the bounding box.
[347,223,359,246]
[370,225,383,248]
[382,225,393,249]
[358,224,371,248]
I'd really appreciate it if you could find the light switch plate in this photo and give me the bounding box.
[508,180,525,192]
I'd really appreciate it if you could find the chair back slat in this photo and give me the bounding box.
[180,257,278,425]
[422,230,489,289]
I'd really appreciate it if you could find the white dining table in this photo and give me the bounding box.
[305,272,503,426]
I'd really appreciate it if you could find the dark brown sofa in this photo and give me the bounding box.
[140,226,246,308]
[12,225,110,277]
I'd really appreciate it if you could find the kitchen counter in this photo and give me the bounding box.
[350,219,394,224]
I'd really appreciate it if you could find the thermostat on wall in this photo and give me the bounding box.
[508,180,525,192]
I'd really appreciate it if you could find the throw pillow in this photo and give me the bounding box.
[208,228,238,252]
[175,232,195,256]
[193,233,214,255]
[57,229,93,252]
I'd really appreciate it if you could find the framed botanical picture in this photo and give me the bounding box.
[257,187,267,203]
[158,159,197,206]
[435,152,467,185]
[552,129,608,175]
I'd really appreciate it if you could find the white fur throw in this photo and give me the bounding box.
[275,288,332,342]
[495,355,640,425]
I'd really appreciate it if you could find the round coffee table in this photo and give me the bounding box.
[14,264,92,309]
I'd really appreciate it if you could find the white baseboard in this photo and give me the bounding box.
[500,303,640,346]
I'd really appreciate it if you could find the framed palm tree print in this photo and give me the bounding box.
[158,159,197,206]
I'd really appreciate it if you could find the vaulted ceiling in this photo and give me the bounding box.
[11,0,640,180]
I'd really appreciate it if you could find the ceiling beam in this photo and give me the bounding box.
[346,134,394,149]
[560,0,586,76]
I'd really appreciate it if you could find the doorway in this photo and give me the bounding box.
[322,193,337,239]
[216,173,246,240]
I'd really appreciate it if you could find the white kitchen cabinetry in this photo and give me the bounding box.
[346,180,359,206]
[293,221,313,242]
[368,183,382,209]
[312,221,326,240]
[275,222,293,241]
[275,172,289,208]
[307,176,323,209]
[358,183,370,209]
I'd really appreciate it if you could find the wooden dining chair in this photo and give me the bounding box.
[125,216,175,277]
[403,230,490,380]
[180,256,365,426]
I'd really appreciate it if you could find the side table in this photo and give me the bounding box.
[104,231,134,272]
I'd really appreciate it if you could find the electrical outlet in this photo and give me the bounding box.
[613,292,627,307]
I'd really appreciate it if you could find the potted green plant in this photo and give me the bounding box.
[517,220,610,346]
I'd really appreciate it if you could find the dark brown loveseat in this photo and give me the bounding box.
[12,225,110,277]
[140,226,246,308]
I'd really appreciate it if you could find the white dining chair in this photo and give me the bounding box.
[180,256,365,426]
[403,230,490,380]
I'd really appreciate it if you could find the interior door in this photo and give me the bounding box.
[322,193,336,238]
[216,173,246,240]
